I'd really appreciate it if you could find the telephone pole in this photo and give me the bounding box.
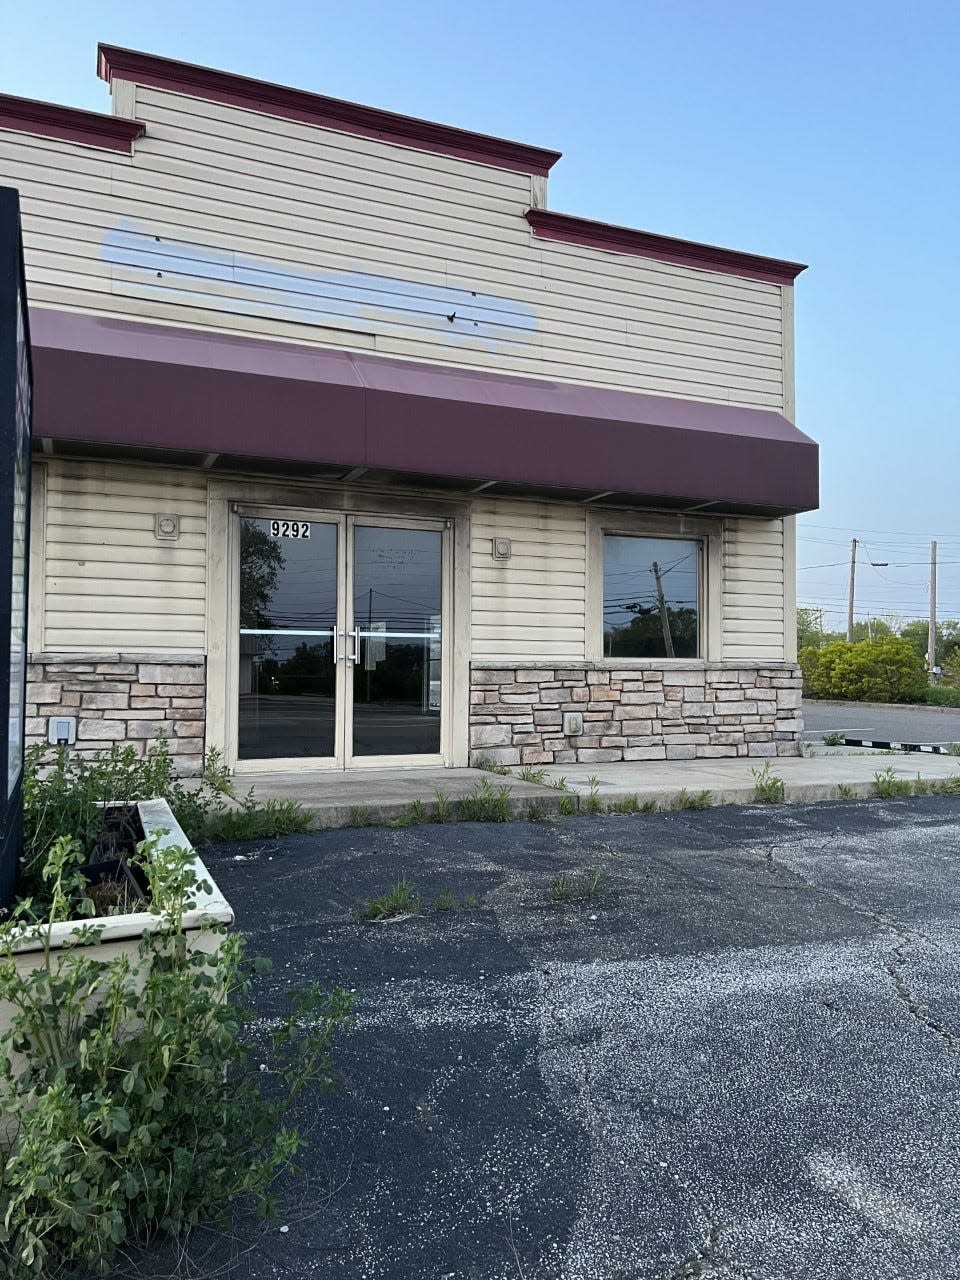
[846,538,858,642]
[651,561,676,658]
[928,540,938,680]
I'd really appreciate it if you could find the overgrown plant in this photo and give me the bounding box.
[751,762,785,805]
[822,732,845,747]
[873,766,912,799]
[583,777,603,815]
[675,788,712,811]
[205,794,312,842]
[0,837,354,1279]
[361,878,422,921]
[457,778,511,823]
[549,869,603,904]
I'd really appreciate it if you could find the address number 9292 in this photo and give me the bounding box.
[270,520,311,539]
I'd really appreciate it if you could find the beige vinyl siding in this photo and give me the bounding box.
[2,80,783,409]
[40,459,207,654]
[471,500,587,660]
[721,518,786,660]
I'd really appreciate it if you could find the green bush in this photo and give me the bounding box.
[926,684,960,707]
[798,638,927,703]
[0,837,354,1278]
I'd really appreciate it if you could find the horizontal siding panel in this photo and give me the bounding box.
[42,459,207,654]
[471,499,586,660]
[721,517,785,660]
[5,81,786,408]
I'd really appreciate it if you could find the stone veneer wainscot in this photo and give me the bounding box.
[469,662,803,766]
[26,653,206,769]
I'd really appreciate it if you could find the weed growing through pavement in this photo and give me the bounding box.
[558,794,577,816]
[610,793,641,814]
[457,778,512,822]
[583,776,603,815]
[751,762,785,805]
[948,743,960,757]
[361,878,423,921]
[641,799,658,813]
[549,868,603,904]
[548,776,569,791]
[432,791,452,822]
[527,801,547,822]
[477,760,512,776]
[348,806,373,827]
[822,731,845,747]
[461,893,479,909]
[675,787,712,811]
[837,783,855,800]
[517,766,548,784]
[873,766,912,799]
[206,794,312,841]
[433,888,456,912]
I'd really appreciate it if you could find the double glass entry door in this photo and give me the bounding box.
[237,513,444,766]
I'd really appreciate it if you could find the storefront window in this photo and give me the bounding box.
[602,535,700,658]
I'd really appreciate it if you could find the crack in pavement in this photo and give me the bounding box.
[544,970,772,1280]
[760,832,960,1070]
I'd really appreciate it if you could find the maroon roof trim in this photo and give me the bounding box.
[29,309,818,517]
[97,44,562,177]
[0,92,144,154]
[525,209,807,285]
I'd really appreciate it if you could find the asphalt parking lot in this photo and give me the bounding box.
[112,799,960,1280]
[803,699,960,745]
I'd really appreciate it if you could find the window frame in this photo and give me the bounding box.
[586,510,723,663]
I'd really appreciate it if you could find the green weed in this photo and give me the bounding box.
[751,762,785,805]
[837,783,855,800]
[822,731,845,747]
[583,776,603,815]
[517,765,548,784]
[558,794,577,816]
[433,888,456,912]
[205,793,312,842]
[873,766,912,799]
[610,793,640,814]
[675,787,711,811]
[457,778,511,822]
[549,868,604,904]
[362,878,422,921]
[348,806,374,827]
[641,799,658,814]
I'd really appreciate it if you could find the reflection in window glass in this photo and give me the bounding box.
[603,535,700,658]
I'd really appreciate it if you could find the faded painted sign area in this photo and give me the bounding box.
[101,223,537,352]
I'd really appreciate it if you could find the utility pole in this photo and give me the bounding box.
[846,538,858,642]
[929,540,938,680]
[651,561,676,658]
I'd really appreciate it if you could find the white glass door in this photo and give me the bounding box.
[235,511,445,768]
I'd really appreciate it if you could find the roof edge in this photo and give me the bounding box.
[97,43,562,177]
[525,209,807,286]
[0,92,144,154]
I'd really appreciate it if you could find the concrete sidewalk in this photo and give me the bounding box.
[228,748,960,826]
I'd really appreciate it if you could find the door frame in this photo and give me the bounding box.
[205,479,469,773]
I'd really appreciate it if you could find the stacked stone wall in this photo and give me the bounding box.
[470,662,802,766]
[26,653,206,770]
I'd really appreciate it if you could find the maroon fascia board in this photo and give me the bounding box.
[29,310,818,516]
[97,44,562,177]
[0,92,144,154]
[526,209,807,286]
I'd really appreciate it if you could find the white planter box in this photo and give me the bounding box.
[1,798,234,1086]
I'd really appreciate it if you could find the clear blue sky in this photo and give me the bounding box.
[3,0,959,631]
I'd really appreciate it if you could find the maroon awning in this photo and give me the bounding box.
[30,309,818,517]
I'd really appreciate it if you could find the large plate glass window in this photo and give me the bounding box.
[602,535,700,658]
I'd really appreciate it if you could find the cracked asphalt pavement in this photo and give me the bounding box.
[111,798,960,1280]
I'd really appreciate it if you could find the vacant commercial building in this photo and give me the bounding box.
[1,45,818,775]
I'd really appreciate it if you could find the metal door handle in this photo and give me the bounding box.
[348,628,359,663]
[335,630,344,663]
